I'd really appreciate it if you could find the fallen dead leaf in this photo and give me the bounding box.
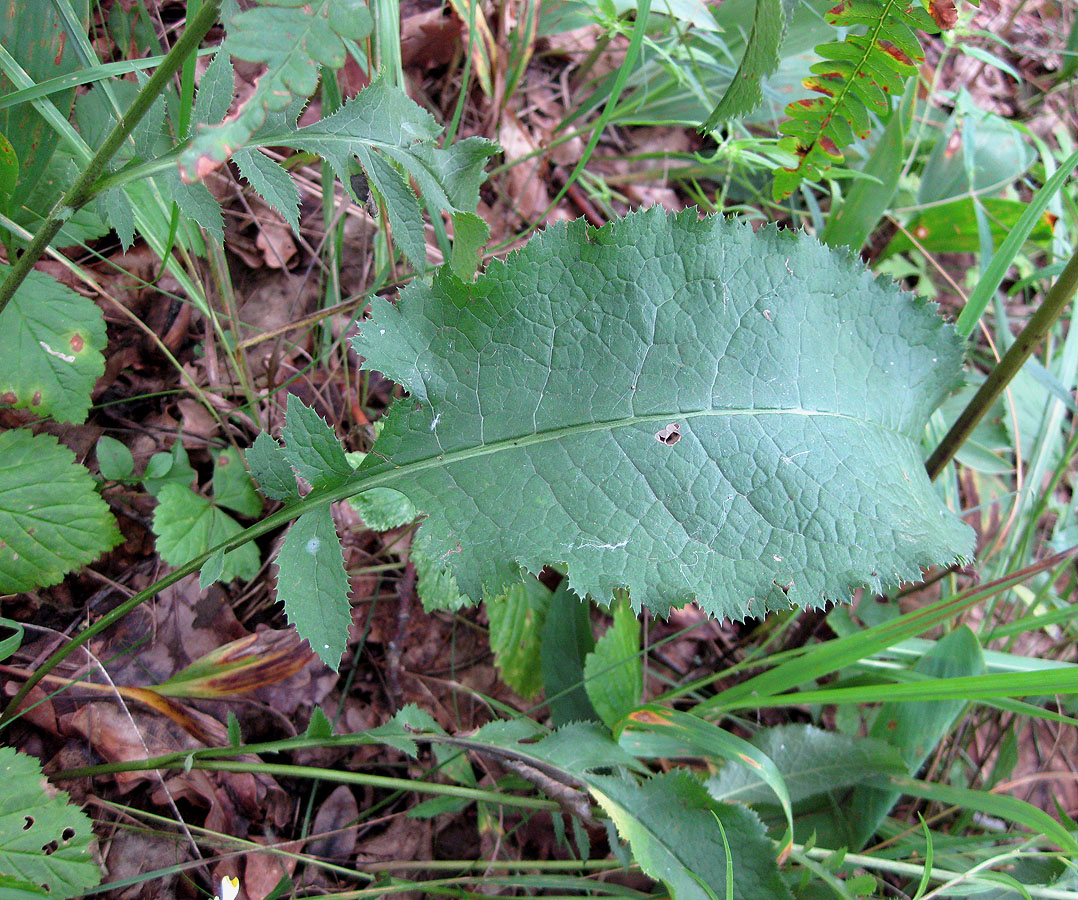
[307,784,359,862]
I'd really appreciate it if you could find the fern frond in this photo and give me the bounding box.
[772,0,942,201]
[178,0,373,181]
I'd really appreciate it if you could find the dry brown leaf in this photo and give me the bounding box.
[498,116,552,223]
[254,213,298,269]
[307,784,359,862]
[66,702,200,792]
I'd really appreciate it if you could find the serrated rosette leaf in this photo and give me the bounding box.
[178,0,373,180]
[353,207,973,621]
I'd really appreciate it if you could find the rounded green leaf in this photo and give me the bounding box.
[95,435,134,482]
[354,208,974,620]
[0,431,121,593]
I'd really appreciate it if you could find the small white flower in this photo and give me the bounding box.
[213,876,240,900]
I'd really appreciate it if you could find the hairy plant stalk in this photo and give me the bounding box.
[926,244,1078,480]
[0,0,222,315]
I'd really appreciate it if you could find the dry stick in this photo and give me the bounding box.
[0,0,222,315]
[926,244,1078,481]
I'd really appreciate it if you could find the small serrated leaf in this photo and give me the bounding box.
[200,549,225,590]
[589,770,792,900]
[305,707,334,739]
[153,484,260,582]
[266,79,496,271]
[0,431,121,593]
[449,211,488,281]
[701,0,787,127]
[233,148,301,234]
[584,600,641,729]
[414,540,468,612]
[246,432,300,501]
[213,446,263,518]
[0,748,101,899]
[168,172,224,244]
[280,395,352,491]
[0,266,107,424]
[274,507,352,670]
[193,49,235,127]
[178,0,373,180]
[98,186,137,250]
[226,711,242,746]
[362,149,427,268]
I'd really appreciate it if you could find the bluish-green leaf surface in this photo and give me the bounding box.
[354,208,973,621]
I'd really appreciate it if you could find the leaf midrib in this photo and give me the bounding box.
[356,405,898,495]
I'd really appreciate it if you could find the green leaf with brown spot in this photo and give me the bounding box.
[0,266,107,424]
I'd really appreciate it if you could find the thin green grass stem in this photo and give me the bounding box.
[926,243,1078,479]
[0,0,222,315]
[54,757,559,813]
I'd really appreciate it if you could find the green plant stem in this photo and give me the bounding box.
[54,758,559,813]
[0,0,221,316]
[926,244,1078,480]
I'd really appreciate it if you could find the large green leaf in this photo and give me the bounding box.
[352,208,973,621]
[0,267,107,424]
[0,431,121,593]
[0,748,101,899]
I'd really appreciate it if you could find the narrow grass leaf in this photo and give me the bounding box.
[955,148,1078,337]
[821,82,913,251]
[847,625,985,848]
[887,775,1078,853]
